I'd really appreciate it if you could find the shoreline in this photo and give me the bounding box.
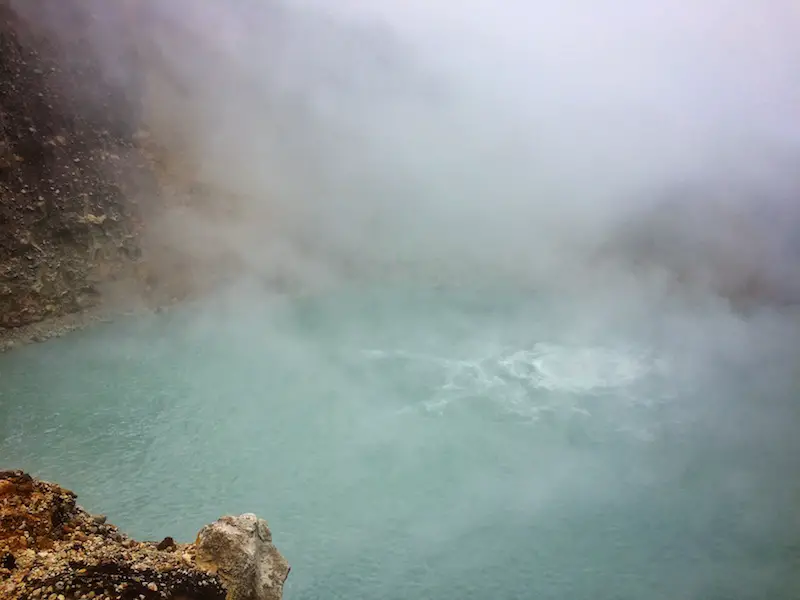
[4,274,798,355]
[0,296,183,354]
[0,470,290,600]
[0,308,118,353]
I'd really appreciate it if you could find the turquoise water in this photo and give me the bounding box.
[1,285,799,599]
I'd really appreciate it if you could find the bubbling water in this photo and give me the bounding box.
[362,339,677,444]
[1,285,798,600]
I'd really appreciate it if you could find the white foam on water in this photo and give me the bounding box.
[522,343,653,392]
[362,342,672,429]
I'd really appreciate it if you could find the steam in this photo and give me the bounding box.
[2,5,800,595]
[146,0,800,299]
[10,0,800,300]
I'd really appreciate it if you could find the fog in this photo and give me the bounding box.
[15,0,797,304]
[2,4,800,596]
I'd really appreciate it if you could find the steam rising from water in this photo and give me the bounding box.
[13,0,800,299]
[3,3,800,597]
[2,285,799,598]
[365,343,665,417]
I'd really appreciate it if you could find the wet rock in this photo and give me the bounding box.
[195,514,291,600]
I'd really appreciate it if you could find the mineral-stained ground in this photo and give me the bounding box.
[0,470,290,600]
[0,470,228,600]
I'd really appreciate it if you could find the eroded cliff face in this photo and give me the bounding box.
[0,0,239,335]
[0,1,155,328]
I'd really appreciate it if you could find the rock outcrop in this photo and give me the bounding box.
[0,0,261,343]
[0,1,154,328]
[0,471,290,600]
[195,515,290,600]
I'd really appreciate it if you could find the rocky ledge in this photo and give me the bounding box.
[0,471,290,600]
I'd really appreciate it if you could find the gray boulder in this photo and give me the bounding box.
[195,513,290,600]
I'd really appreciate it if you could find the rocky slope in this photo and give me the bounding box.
[0,0,260,346]
[0,470,290,600]
[0,1,157,329]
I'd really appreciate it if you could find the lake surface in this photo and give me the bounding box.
[2,284,799,599]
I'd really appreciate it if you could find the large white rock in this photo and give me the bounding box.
[195,513,290,600]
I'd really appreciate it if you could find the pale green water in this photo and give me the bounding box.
[2,285,799,599]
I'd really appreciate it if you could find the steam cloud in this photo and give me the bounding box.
[3,6,800,597]
[12,0,800,303]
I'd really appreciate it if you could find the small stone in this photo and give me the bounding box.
[147,582,158,592]
[156,536,175,551]
[0,480,15,496]
[92,514,107,525]
[54,581,64,591]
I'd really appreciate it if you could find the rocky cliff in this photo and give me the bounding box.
[0,1,157,329]
[0,471,290,600]
[0,0,260,344]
